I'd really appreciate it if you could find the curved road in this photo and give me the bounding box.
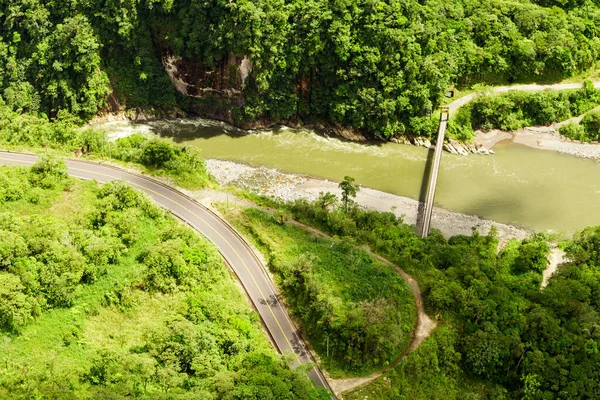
[0,151,333,396]
[448,81,600,115]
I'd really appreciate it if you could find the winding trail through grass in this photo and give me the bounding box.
[280,219,436,396]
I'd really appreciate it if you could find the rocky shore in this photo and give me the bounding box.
[474,127,600,161]
[391,136,495,156]
[205,159,530,243]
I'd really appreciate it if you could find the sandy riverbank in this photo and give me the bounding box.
[205,159,531,243]
[474,127,600,161]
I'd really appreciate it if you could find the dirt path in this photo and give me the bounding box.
[542,246,566,289]
[284,219,436,396]
[448,81,600,115]
[554,105,600,128]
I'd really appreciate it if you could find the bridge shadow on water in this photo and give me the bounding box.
[416,146,436,236]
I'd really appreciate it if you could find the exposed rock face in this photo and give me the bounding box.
[161,53,248,125]
[162,54,246,100]
[159,54,498,151]
[240,56,252,84]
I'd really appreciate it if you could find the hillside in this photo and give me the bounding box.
[0,160,324,399]
[1,0,600,137]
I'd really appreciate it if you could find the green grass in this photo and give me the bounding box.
[0,166,324,399]
[220,205,417,378]
[0,175,165,379]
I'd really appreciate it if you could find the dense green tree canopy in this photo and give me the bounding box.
[2,0,600,136]
[287,196,600,399]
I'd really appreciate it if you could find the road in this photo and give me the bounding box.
[447,81,600,115]
[420,109,448,237]
[0,151,333,395]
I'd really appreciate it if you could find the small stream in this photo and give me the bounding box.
[99,118,600,236]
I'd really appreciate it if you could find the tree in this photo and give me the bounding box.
[0,272,33,333]
[141,140,175,168]
[581,110,600,141]
[339,176,359,212]
[316,192,337,210]
[29,155,68,189]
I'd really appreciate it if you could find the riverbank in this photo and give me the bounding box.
[474,127,600,161]
[205,159,531,243]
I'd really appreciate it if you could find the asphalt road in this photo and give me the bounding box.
[0,151,333,395]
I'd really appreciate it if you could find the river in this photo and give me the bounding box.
[102,118,600,236]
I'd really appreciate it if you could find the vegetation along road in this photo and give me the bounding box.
[447,81,600,115]
[0,151,333,395]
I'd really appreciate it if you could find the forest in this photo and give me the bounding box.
[280,192,600,399]
[0,161,327,399]
[2,0,600,137]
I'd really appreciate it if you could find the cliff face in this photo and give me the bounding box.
[162,54,249,125]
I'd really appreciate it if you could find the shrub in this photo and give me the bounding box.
[141,139,175,168]
[0,230,28,268]
[513,233,550,274]
[580,110,600,141]
[0,273,34,333]
[467,84,600,134]
[29,155,69,189]
[0,168,30,201]
[559,123,586,141]
[80,129,109,154]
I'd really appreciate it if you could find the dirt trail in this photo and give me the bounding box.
[448,81,600,115]
[554,105,600,128]
[284,219,436,396]
[542,246,566,289]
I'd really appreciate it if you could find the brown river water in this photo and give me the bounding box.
[100,118,600,236]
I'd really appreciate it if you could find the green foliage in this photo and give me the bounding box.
[580,110,600,141]
[0,167,30,202]
[557,109,600,142]
[0,102,214,189]
[29,155,69,189]
[345,327,508,400]
[448,106,476,141]
[0,272,34,333]
[559,122,587,140]
[0,165,324,399]
[565,225,600,265]
[453,84,600,136]
[339,176,359,213]
[224,207,417,375]
[108,135,212,188]
[4,0,600,138]
[154,0,600,137]
[279,194,600,398]
[512,233,551,274]
[0,4,109,119]
[141,139,176,168]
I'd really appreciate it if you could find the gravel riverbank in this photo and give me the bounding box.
[206,159,531,243]
[475,127,600,161]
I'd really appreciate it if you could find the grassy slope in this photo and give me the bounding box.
[0,167,312,398]
[219,206,417,378]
